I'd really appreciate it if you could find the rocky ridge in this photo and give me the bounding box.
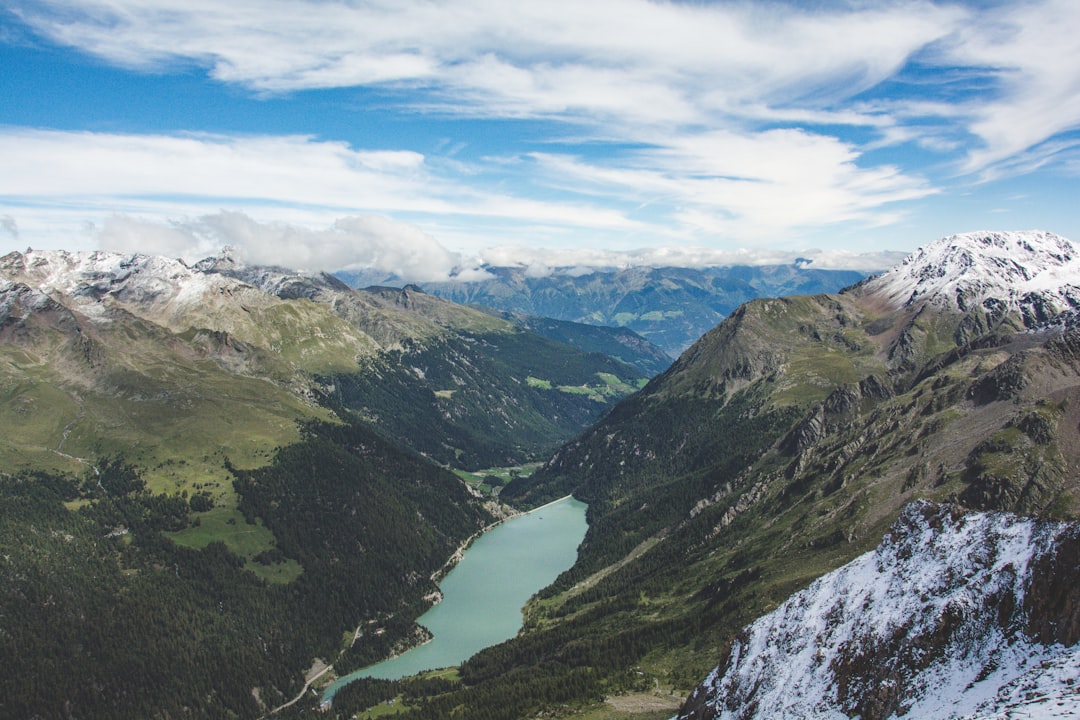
[860,230,1080,325]
[677,501,1080,720]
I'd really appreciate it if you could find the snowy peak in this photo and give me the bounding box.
[677,501,1080,720]
[1,249,194,295]
[0,248,265,328]
[861,230,1080,324]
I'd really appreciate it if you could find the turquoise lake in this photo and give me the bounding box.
[322,496,588,703]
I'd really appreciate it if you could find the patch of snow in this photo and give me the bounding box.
[959,649,1080,719]
[862,231,1080,323]
[679,501,1080,720]
[0,248,256,328]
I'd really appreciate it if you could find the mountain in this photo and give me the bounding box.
[0,248,649,719]
[860,229,1080,323]
[355,230,1080,720]
[0,249,647,475]
[7,230,1080,720]
[341,263,870,357]
[677,501,1080,720]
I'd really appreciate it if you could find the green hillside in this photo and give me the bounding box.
[0,419,492,719]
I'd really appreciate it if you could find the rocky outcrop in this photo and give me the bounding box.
[677,501,1080,720]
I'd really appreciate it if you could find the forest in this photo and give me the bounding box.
[0,418,492,719]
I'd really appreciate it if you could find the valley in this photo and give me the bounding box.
[3,231,1080,720]
[0,249,645,719]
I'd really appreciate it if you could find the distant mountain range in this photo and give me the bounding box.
[338,263,870,357]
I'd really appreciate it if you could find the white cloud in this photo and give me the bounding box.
[95,212,471,280]
[8,0,1079,257]
[529,128,936,242]
[476,243,904,274]
[96,215,220,261]
[0,128,641,244]
[0,129,429,209]
[88,210,901,284]
[930,0,1080,175]
[13,0,958,131]
[0,125,929,254]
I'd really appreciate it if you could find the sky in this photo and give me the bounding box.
[2,0,1080,280]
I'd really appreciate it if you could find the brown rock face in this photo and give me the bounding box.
[1025,527,1080,646]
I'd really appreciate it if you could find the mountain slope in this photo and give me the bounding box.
[0,248,648,718]
[377,230,1080,720]
[677,501,1080,720]
[480,309,673,377]
[0,420,494,720]
[195,257,651,467]
[0,249,646,476]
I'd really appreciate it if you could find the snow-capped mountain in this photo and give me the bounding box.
[677,501,1080,720]
[0,248,264,329]
[861,230,1080,326]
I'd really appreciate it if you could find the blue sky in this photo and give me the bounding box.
[2,0,1079,279]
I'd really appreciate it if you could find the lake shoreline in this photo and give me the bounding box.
[319,495,587,706]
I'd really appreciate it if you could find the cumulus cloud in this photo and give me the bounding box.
[96,212,474,281]
[91,211,900,283]
[97,215,219,261]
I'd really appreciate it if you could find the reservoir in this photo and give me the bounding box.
[322,496,588,703]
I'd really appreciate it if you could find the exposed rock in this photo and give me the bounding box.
[781,403,827,456]
[678,502,1080,720]
[823,383,861,415]
[857,373,893,400]
[969,353,1030,404]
